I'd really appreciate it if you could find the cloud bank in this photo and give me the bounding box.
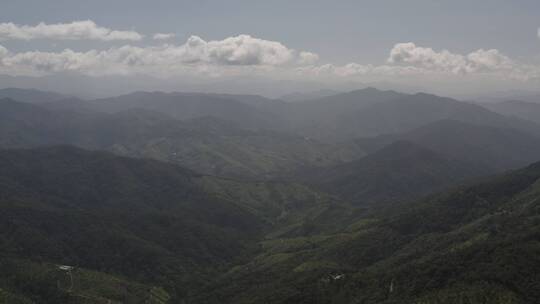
[297,43,539,82]
[1,38,538,82]
[387,43,514,74]
[0,34,317,77]
[0,20,538,86]
[0,20,143,41]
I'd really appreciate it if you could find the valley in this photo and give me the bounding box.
[0,87,539,303]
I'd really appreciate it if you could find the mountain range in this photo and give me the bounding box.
[1,87,540,303]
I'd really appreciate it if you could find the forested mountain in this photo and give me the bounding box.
[280,89,341,102]
[88,91,286,131]
[0,98,366,178]
[300,141,491,204]
[194,158,540,304]
[5,87,540,178]
[0,88,68,104]
[354,119,540,172]
[2,1,538,303]
[0,146,352,303]
[1,87,540,304]
[292,91,540,141]
[6,87,540,142]
[484,100,540,124]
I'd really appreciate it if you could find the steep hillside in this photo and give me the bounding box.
[0,146,349,302]
[194,160,540,304]
[300,141,490,204]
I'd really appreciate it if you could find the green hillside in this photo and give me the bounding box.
[0,98,365,179]
[298,141,492,205]
[192,161,540,304]
[0,146,349,302]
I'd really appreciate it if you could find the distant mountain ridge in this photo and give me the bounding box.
[4,87,540,180]
[355,119,540,172]
[300,91,540,140]
[0,98,366,178]
[280,89,341,102]
[2,86,540,303]
[484,100,540,124]
[0,87,69,104]
[299,140,491,204]
[5,87,540,142]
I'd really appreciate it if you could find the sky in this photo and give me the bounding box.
[1,0,539,98]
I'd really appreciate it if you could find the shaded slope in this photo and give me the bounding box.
[195,158,540,304]
[0,146,264,301]
[0,87,68,104]
[302,141,490,204]
[331,92,540,139]
[484,100,540,124]
[0,98,365,178]
[0,146,351,302]
[88,91,285,131]
[356,119,540,172]
[285,89,540,141]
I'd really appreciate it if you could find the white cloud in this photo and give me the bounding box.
[466,49,513,72]
[386,42,538,80]
[0,20,143,41]
[388,42,467,74]
[298,51,319,65]
[296,62,424,78]
[294,42,540,83]
[192,35,295,65]
[0,33,537,83]
[0,45,8,58]
[153,33,175,40]
[0,34,318,77]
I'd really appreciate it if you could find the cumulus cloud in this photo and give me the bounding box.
[0,34,318,77]
[388,42,467,74]
[188,35,296,65]
[298,51,319,65]
[0,20,143,41]
[153,33,175,40]
[0,31,537,82]
[295,42,540,83]
[386,42,537,79]
[466,49,513,72]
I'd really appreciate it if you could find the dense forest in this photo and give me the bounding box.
[0,88,539,303]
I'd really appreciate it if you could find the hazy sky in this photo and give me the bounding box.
[1,0,539,97]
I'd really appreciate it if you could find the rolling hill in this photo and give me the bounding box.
[87,91,286,131]
[2,87,540,303]
[5,87,540,145]
[0,146,352,302]
[309,92,540,141]
[193,157,540,304]
[355,119,540,172]
[299,141,491,205]
[0,98,366,178]
[0,88,69,104]
[483,100,540,124]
